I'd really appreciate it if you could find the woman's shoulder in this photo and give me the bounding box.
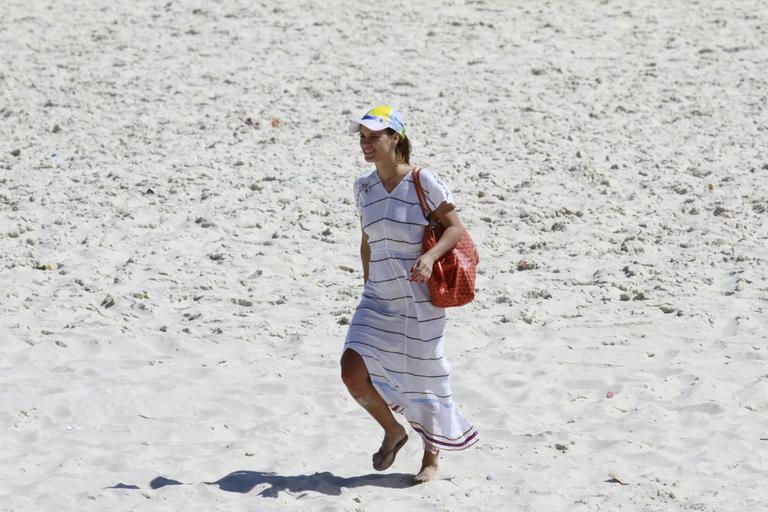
[414,167,455,207]
[415,167,449,186]
[415,166,444,178]
[354,168,378,189]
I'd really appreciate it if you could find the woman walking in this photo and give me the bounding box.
[340,105,478,483]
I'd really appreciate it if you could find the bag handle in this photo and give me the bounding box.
[412,167,431,220]
[413,168,445,282]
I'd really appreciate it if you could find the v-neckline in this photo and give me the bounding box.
[377,168,413,195]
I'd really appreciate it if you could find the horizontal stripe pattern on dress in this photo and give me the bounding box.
[409,422,479,450]
[409,397,455,407]
[347,329,445,362]
[409,423,476,441]
[363,195,419,209]
[350,322,444,343]
[360,353,449,378]
[361,293,432,305]
[363,217,425,230]
[368,237,423,246]
[360,293,412,301]
[368,255,419,263]
[354,306,444,323]
[346,340,444,361]
[402,389,452,398]
[366,275,408,284]
[368,374,448,397]
[371,379,452,399]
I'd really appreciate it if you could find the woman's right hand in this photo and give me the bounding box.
[410,255,435,283]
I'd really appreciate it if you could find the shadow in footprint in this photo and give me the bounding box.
[150,476,184,489]
[205,470,416,497]
[106,483,141,490]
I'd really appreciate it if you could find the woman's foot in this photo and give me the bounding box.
[372,425,408,471]
[414,448,440,483]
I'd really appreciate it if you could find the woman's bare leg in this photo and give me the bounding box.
[415,447,440,482]
[340,349,407,467]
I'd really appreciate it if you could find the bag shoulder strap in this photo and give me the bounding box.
[412,167,430,219]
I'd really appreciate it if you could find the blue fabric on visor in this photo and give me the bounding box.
[351,105,407,139]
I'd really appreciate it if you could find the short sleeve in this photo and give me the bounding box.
[353,179,364,216]
[419,168,455,213]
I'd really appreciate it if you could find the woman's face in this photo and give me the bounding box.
[359,126,398,163]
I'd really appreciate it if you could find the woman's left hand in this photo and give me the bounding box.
[410,255,435,283]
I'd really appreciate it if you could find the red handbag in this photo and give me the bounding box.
[412,168,479,308]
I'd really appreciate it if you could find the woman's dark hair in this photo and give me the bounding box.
[387,128,411,165]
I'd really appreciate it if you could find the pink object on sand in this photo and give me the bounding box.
[606,391,615,399]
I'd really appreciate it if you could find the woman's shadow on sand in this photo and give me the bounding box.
[146,470,417,498]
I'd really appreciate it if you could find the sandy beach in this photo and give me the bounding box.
[1,0,767,510]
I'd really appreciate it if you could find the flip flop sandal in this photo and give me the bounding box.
[373,434,409,471]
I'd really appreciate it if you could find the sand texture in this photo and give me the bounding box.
[1,0,767,510]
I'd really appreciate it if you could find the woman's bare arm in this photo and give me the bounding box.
[360,227,370,284]
[411,203,465,283]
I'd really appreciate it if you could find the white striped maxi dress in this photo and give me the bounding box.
[344,167,479,452]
